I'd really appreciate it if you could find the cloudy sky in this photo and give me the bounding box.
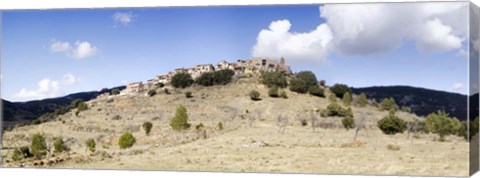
[1,2,470,102]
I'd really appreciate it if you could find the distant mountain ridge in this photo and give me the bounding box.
[2,86,125,122]
[350,85,476,121]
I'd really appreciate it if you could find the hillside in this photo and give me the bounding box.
[2,86,125,127]
[0,77,469,176]
[350,86,471,120]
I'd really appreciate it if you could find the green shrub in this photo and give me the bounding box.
[325,103,352,117]
[319,80,326,87]
[295,71,317,87]
[69,99,84,109]
[196,123,205,130]
[342,116,355,130]
[289,78,308,94]
[268,87,279,98]
[249,90,261,101]
[377,113,407,135]
[142,121,153,135]
[185,91,193,98]
[261,71,288,88]
[213,69,235,85]
[425,110,460,141]
[30,133,47,159]
[32,120,42,125]
[118,131,136,149]
[196,72,215,86]
[157,82,165,88]
[148,89,157,97]
[342,92,352,106]
[12,146,30,161]
[330,84,350,98]
[196,69,235,86]
[380,97,398,112]
[217,121,224,130]
[400,106,411,113]
[309,86,325,97]
[53,137,68,153]
[86,138,96,152]
[357,93,368,107]
[111,89,121,95]
[279,90,288,99]
[77,102,88,112]
[387,144,400,151]
[171,73,194,88]
[12,149,22,161]
[170,105,191,131]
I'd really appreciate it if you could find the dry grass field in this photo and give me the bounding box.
[0,78,469,176]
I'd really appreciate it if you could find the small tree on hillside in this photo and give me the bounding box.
[353,114,367,141]
[142,121,153,135]
[296,71,317,87]
[377,112,407,135]
[358,93,368,107]
[425,110,458,141]
[30,133,47,159]
[196,72,215,86]
[213,69,235,85]
[330,84,350,98]
[170,105,191,131]
[329,93,337,102]
[249,90,261,101]
[342,92,352,106]
[309,86,325,97]
[380,97,398,112]
[261,71,288,88]
[171,73,194,88]
[289,78,308,94]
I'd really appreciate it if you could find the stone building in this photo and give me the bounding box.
[125,82,144,93]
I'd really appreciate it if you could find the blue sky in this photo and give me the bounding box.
[1,2,470,102]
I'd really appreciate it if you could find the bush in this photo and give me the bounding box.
[377,113,407,135]
[300,118,308,126]
[196,69,235,86]
[171,73,194,88]
[77,102,88,112]
[69,99,84,109]
[342,92,352,106]
[196,72,215,86]
[86,138,96,152]
[329,93,337,102]
[296,71,317,87]
[330,84,350,98]
[217,121,224,130]
[387,144,400,151]
[185,91,193,98]
[12,146,31,161]
[261,71,288,88]
[289,78,308,93]
[148,89,157,97]
[325,103,352,117]
[309,86,325,97]
[280,90,288,99]
[213,69,235,85]
[380,97,398,112]
[142,121,153,135]
[425,110,459,141]
[111,89,120,95]
[249,90,261,101]
[12,149,22,161]
[157,82,165,88]
[342,116,355,130]
[53,137,68,153]
[196,123,205,130]
[400,106,411,113]
[32,119,42,125]
[170,105,191,131]
[268,87,279,98]
[118,131,136,149]
[357,93,368,107]
[319,80,326,87]
[30,133,47,159]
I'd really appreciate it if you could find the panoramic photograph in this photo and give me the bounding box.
[1,1,479,177]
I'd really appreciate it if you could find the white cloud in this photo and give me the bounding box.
[451,83,464,91]
[71,41,97,59]
[13,73,81,101]
[13,79,60,101]
[50,41,71,52]
[252,2,468,63]
[252,20,333,64]
[49,40,98,59]
[113,12,134,26]
[62,73,80,85]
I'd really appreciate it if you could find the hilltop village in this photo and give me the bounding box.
[121,57,292,94]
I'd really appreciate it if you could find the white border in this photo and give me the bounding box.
[0,0,477,178]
